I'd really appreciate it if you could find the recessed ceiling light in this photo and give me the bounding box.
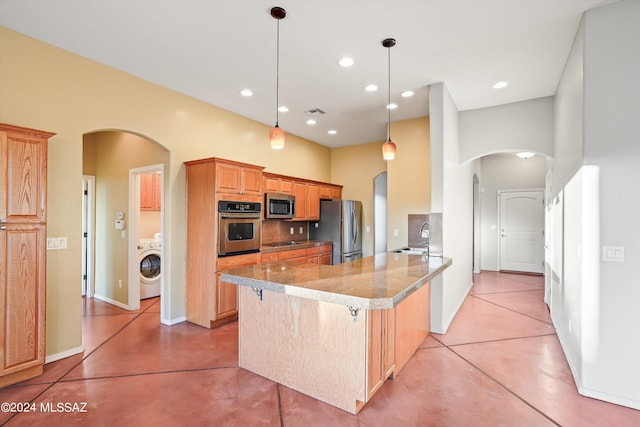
[306,119,317,125]
[328,130,337,135]
[278,106,288,113]
[365,84,378,92]
[401,90,414,97]
[240,89,253,97]
[338,57,354,67]
[386,103,398,110]
[516,152,535,159]
[493,81,509,89]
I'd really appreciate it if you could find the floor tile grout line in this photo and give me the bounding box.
[55,364,240,384]
[471,287,544,295]
[469,293,554,326]
[277,384,284,427]
[426,340,562,426]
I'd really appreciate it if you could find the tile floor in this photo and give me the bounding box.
[2,271,639,426]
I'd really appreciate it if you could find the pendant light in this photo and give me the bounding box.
[381,38,397,161]
[269,6,286,149]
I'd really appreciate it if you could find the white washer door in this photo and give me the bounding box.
[139,250,161,284]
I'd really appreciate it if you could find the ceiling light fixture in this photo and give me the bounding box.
[381,38,397,161]
[516,152,535,159]
[240,89,253,97]
[269,6,286,150]
[401,90,414,98]
[365,84,378,92]
[493,81,509,89]
[339,57,354,67]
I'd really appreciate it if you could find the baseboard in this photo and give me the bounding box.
[162,316,186,326]
[431,280,473,335]
[578,385,640,411]
[93,294,129,310]
[45,346,84,364]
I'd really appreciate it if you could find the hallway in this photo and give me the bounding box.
[2,272,639,426]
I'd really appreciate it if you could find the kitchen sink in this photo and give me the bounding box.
[390,247,429,255]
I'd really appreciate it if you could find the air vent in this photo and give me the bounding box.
[305,108,326,115]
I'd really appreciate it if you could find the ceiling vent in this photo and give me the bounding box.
[305,108,326,116]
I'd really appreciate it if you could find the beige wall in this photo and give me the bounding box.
[84,131,169,304]
[330,142,387,257]
[0,27,331,358]
[385,117,431,250]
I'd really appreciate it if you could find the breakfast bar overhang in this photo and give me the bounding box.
[221,253,452,414]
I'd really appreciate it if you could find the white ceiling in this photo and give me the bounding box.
[0,0,614,148]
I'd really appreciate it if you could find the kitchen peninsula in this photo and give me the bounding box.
[221,253,452,414]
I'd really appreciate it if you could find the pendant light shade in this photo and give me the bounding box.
[382,138,396,160]
[269,6,286,149]
[382,38,397,161]
[269,124,285,149]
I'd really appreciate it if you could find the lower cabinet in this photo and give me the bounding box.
[215,252,259,322]
[367,308,395,399]
[261,244,333,266]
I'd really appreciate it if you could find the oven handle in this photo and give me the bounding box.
[219,214,261,219]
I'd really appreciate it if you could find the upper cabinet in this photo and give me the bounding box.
[215,159,263,196]
[140,172,162,211]
[262,173,294,195]
[264,172,342,221]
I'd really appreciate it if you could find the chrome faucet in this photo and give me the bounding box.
[418,222,429,252]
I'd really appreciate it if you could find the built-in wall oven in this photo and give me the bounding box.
[218,200,261,257]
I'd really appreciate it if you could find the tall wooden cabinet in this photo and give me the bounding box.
[184,158,263,328]
[0,123,54,387]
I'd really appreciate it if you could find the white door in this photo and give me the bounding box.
[499,190,544,273]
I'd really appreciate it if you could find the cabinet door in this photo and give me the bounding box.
[216,273,238,319]
[293,183,307,220]
[215,163,242,194]
[263,176,279,193]
[241,167,262,196]
[330,186,342,200]
[279,178,294,195]
[0,130,48,223]
[367,308,395,400]
[0,224,46,384]
[140,173,155,210]
[307,184,320,220]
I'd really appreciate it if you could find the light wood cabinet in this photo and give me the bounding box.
[262,173,294,195]
[307,184,321,220]
[140,172,161,211]
[367,309,395,399]
[0,123,53,388]
[292,182,307,221]
[216,252,260,319]
[262,244,333,266]
[215,159,262,196]
[184,157,263,328]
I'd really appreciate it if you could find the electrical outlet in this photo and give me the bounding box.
[602,246,624,262]
[118,279,123,288]
[299,227,303,234]
[393,229,399,237]
[290,227,294,235]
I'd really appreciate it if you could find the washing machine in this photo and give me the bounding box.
[138,238,161,299]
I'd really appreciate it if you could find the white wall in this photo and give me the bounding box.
[459,97,554,163]
[429,83,478,333]
[479,153,548,271]
[552,0,640,409]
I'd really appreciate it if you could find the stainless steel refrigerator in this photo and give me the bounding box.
[310,200,362,264]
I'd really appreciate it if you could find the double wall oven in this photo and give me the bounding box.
[218,200,261,257]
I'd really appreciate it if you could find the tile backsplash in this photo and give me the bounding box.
[262,220,308,244]
[408,213,442,256]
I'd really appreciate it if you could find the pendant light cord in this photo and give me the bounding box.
[275,18,280,127]
[387,45,391,141]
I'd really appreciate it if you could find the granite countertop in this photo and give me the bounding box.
[260,240,333,254]
[221,253,452,310]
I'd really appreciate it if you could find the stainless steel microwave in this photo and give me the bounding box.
[265,193,296,219]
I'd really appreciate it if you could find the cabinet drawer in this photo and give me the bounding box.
[307,244,332,255]
[217,252,259,270]
[261,252,279,263]
[279,248,307,260]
